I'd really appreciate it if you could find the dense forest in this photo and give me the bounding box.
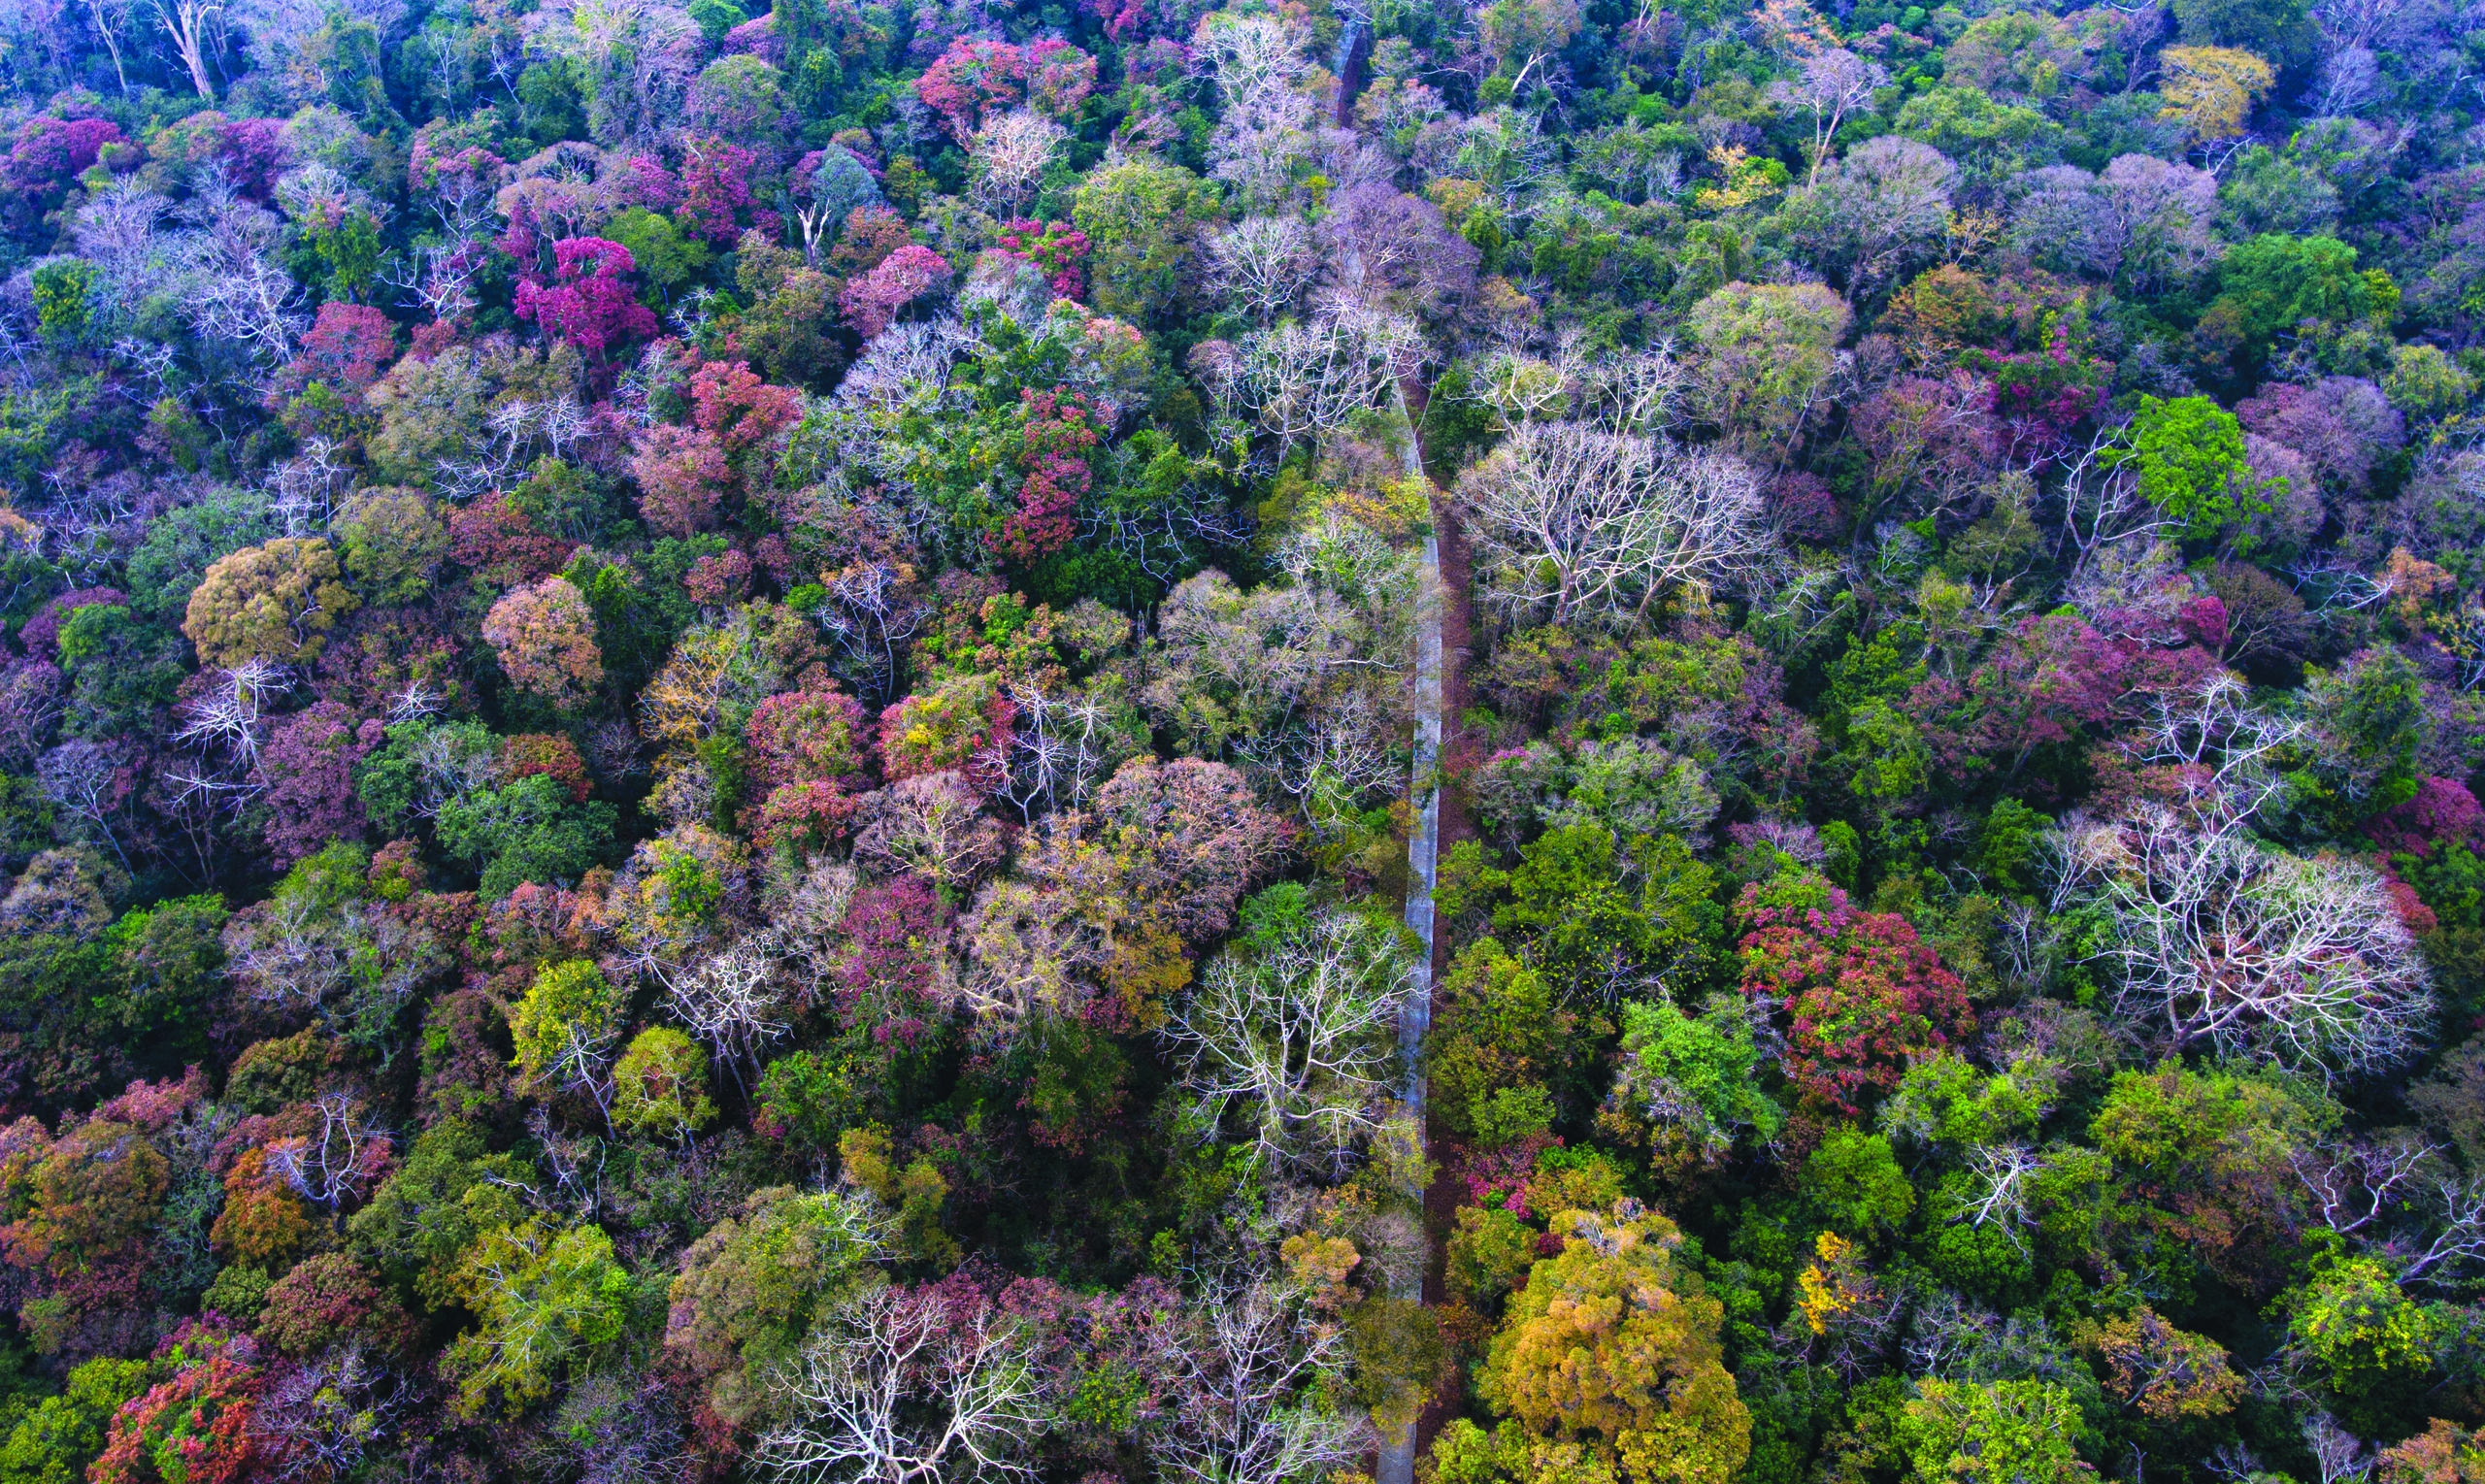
[0,0,2479,1477]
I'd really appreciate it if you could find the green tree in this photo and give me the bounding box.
[124,487,281,622]
[1447,1205,1540,1311]
[29,261,94,348]
[664,1185,884,1422]
[0,1358,156,1484]
[1605,994,1784,1177]
[613,1026,716,1138]
[2106,395,2273,547]
[182,538,361,668]
[2204,234,2389,363]
[1687,282,1850,456]
[434,773,617,897]
[1898,1379,2091,1484]
[1800,1129,1916,1238]
[332,487,449,604]
[1429,939,1597,1138]
[2285,1252,2442,1403]
[509,959,628,1098]
[1891,87,2063,177]
[2172,0,2310,66]
[604,208,710,296]
[1070,160,1222,327]
[443,1218,638,1417]
[349,1120,533,1307]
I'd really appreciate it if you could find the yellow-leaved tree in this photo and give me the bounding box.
[182,537,360,668]
[1477,1201,1752,1484]
[2158,47,2273,141]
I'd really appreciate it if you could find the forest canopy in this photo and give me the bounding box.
[0,0,2478,1478]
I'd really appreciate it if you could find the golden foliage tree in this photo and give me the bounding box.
[182,538,361,668]
[2157,47,2273,141]
[1479,1201,1751,1484]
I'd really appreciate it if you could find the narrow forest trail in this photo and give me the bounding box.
[1379,372,1476,1484]
[1328,40,1474,1480]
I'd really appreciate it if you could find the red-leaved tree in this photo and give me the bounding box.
[916,39,1027,137]
[998,390,1104,562]
[1734,870,1972,1115]
[840,246,953,340]
[997,218,1091,298]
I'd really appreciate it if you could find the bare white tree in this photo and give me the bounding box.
[755,1284,1044,1484]
[1162,910,1414,1177]
[2392,1171,2485,1285]
[1953,1144,2045,1257]
[2063,816,2431,1075]
[1237,300,1424,454]
[1157,1272,1374,1484]
[851,772,1007,891]
[1205,216,1321,328]
[252,1345,402,1482]
[2293,1134,2436,1237]
[149,0,224,98]
[1196,11,1323,211]
[1458,419,1777,628]
[174,658,286,768]
[382,240,486,324]
[1467,343,1583,428]
[1770,49,1889,187]
[998,677,1139,822]
[226,897,443,1055]
[187,248,306,363]
[967,110,1066,216]
[85,0,140,95]
[663,931,790,1095]
[265,1092,388,1223]
[2055,680,2434,1078]
[1573,343,1686,436]
[2304,1414,2375,1484]
[37,741,132,872]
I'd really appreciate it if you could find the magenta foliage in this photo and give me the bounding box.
[407,131,503,200]
[513,237,660,357]
[1024,40,1099,117]
[1912,613,2215,782]
[2178,596,2229,653]
[1974,322,2111,460]
[285,302,398,400]
[836,877,944,1031]
[2,116,122,195]
[840,245,953,340]
[494,194,545,277]
[2367,776,2485,859]
[1768,471,1839,544]
[676,141,756,245]
[217,117,290,199]
[623,154,681,212]
[260,702,372,868]
[997,218,1090,298]
[684,549,754,608]
[94,1068,212,1133]
[723,13,784,62]
[915,39,1027,136]
[996,390,1102,563]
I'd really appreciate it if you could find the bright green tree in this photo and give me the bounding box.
[2107,395,2273,547]
[1899,1379,2090,1484]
